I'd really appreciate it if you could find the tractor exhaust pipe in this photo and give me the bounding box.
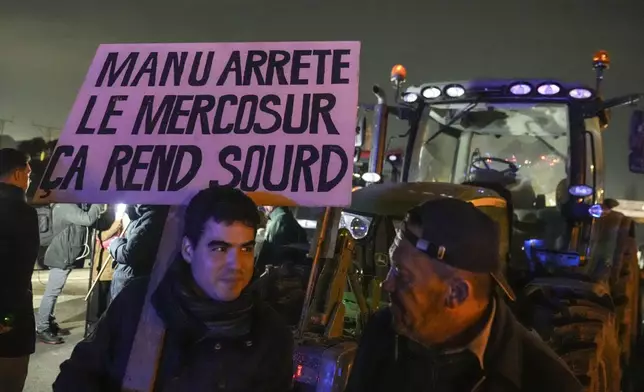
[366,85,388,184]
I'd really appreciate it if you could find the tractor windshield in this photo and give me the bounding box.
[409,102,570,208]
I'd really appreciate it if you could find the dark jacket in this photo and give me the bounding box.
[44,204,102,270]
[53,273,294,391]
[345,298,583,392]
[109,205,169,277]
[256,207,308,270]
[0,183,39,357]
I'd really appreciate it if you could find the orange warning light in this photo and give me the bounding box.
[592,50,610,68]
[391,64,407,82]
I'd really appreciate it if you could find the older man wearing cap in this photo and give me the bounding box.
[345,198,583,392]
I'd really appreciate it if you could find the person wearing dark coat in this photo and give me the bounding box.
[108,204,169,301]
[345,198,583,392]
[53,186,294,392]
[37,203,103,344]
[0,148,39,392]
[255,206,307,272]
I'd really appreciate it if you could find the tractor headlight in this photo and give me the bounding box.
[445,84,465,98]
[340,212,372,239]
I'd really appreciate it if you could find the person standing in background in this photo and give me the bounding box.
[0,148,39,392]
[602,198,619,211]
[85,205,123,336]
[255,206,307,273]
[37,203,104,344]
[109,204,169,301]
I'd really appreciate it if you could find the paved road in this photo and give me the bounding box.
[24,269,89,392]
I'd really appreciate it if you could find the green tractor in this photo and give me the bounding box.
[286,51,643,392]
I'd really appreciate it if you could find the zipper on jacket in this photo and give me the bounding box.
[394,334,399,362]
[471,375,486,392]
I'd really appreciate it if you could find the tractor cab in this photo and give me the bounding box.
[408,93,568,207]
[397,80,598,277]
[356,52,643,271]
[405,91,573,250]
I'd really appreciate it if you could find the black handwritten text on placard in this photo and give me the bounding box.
[38,44,358,204]
[94,50,350,88]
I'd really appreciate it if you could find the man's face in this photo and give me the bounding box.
[383,224,452,343]
[181,219,255,302]
[12,163,32,191]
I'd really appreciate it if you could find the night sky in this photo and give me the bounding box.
[1,0,643,197]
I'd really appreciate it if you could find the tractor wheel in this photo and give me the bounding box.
[549,303,622,392]
[617,234,642,392]
[523,283,621,392]
[611,219,640,366]
[623,235,640,351]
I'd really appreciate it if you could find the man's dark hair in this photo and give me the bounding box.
[184,186,261,245]
[603,198,619,209]
[0,148,30,179]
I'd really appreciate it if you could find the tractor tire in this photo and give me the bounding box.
[623,233,640,351]
[592,211,637,366]
[610,218,640,365]
[550,302,621,392]
[522,284,621,392]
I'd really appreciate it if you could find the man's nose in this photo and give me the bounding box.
[226,248,243,268]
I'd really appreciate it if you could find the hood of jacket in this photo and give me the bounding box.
[268,206,291,220]
[135,204,167,215]
[127,204,170,220]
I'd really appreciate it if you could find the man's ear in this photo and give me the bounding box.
[10,169,20,181]
[445,277,470,309]
[181,237,194,264]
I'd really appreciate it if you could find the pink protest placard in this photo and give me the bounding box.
[36,41,360,207]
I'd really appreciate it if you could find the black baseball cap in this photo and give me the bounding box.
[402,198,516,301]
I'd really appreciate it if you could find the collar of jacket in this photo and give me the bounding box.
[0,182,26,202]
[400,296,522,388]
[481,297,523,389]
[443,297,497,369]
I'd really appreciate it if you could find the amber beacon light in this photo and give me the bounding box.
[390,64,407,84]
[593,50,610,70]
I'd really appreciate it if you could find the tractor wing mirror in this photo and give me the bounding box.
[628,109,644,174]
[355,114,366,148]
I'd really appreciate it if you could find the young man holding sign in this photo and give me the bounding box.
[54,186,294,391]
[40,39,359,391]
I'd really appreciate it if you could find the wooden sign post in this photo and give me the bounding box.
[121,206,185,391]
